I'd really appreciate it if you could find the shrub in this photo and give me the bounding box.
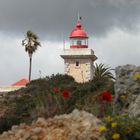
[0,72,115,133]
[100,114,140,140]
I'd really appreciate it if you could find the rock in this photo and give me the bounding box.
[32,127,42,134]
[36,117,47,127]
[30,135,38,140]
[0,109,103,140]
[11,125,18,132]
[129,95,140,117]
[15,129,25,138]
[114,64,140,116]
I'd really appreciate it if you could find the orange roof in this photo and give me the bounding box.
[12,79,29,86]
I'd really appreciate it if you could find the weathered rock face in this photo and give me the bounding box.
[0,109,103,140]
[114,64,140,117]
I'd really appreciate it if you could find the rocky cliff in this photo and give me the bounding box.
[114,64,140,116]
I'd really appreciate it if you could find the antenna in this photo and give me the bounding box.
[77,12,82,21]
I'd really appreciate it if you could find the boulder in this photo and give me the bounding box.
[0,109,103,140]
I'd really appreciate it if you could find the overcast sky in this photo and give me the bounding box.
[0,0,140,85]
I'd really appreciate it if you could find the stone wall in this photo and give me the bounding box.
[65,59,94,83]
[0,86,24,93]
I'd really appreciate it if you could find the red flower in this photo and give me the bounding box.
[100,91,112,102]
[62,90,70,99]
[53,88,59,93]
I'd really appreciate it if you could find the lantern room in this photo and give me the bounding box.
[69,20,88,48]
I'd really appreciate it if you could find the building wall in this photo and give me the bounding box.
[64,58,94,83]
[0,86,24,93]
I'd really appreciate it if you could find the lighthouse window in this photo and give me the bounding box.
[75,61,80,67]
[71,38,88,46]
[77,40,81,45]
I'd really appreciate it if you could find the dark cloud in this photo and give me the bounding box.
[0,0,140,39]
[0,0,140,85]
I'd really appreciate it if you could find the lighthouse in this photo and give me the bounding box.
[61,19,97,83]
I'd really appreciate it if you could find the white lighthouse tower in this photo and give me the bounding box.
[61,19,97,83]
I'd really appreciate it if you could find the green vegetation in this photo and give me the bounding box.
[100,114,140,140]
[0,64,115,134]
[94,63,115,81]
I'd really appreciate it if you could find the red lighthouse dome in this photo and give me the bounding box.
[69,20,88,48]
[70,21,88,38]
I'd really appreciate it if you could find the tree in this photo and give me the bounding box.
[92,63,115,89]
[94,63,115,81]
[22,30,41,81]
